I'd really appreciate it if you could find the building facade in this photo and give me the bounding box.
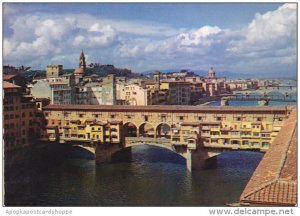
[3,81,41,167]
[119,84,148,105]
[46,65,63,79]
[42,105,289,150]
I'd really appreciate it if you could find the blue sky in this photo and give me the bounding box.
[3,3,297,77]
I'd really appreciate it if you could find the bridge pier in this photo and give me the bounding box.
[258,99,269,106]
[95,144,122,164]
[221,97,229,106]
[186,148,213,171]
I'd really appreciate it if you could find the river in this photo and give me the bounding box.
[5,145,263,206]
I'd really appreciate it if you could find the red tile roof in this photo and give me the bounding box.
[240,108,297,206]
[3,81,21,89]
[3,74,17,80]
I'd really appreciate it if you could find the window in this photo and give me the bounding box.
[236,117,241,121]
[217,117,222,121]
[257,117,262,121]
[253,132,259,136]
[198,117,202,121]
[144,115,148,121]
[179,116,184,120]
[111,115,115,119]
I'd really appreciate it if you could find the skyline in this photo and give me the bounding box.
[3,3,297,78]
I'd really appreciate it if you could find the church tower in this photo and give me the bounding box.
[79,50,86,71]
[154,70,161,91]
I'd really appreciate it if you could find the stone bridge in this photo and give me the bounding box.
[233,86,297,97]
[41,104,294,171]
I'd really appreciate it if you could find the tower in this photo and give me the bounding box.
[154,70,161,91]
[79,50,86,71]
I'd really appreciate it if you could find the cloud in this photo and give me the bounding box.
[3,3,297,77]
[114,3,296,75]
[227,3,296,56]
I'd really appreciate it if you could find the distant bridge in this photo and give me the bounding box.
[228,95,296,103]
[234,86,297,96]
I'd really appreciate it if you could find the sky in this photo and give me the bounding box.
[2,3,297,78]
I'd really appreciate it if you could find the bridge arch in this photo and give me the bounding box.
[111,144,187,165]
[123,122,138,137]
[156,123,171,139]
[139,123,155,138]
[69,145,96,159]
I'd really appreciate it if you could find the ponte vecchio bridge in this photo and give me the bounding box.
[42,104,294,171]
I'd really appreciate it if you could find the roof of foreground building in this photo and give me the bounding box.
[239,109,297,206]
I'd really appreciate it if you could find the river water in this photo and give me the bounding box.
[4,93,296,206]
[5,146,263,206]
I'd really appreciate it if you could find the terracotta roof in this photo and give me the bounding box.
[3,81,21,89]
[43,104,289,114]
[3,74,17,80]
[110,120,122,124]
[240,108,297,206]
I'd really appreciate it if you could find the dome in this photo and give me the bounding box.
[208,67,216,78]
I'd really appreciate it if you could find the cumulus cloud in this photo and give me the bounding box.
[2,3,297,76]
[227,3,296,56]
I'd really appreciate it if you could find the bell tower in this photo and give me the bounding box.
[154,70,161,91]
[79,50,86,71]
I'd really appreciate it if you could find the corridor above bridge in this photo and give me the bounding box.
[41,104,295,171]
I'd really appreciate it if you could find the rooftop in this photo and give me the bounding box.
[3,74,17,80]
[43,104,289,114]
[3,81,21,89]
[239,108,297,206]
